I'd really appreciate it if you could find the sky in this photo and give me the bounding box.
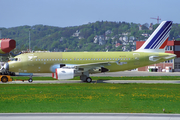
[0,0,180,28]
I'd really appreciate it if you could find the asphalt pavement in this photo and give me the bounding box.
[1,113,180,120]
[31,71,180,77]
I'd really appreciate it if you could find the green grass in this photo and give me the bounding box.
[11,76,180,81]
[0,83,180,113]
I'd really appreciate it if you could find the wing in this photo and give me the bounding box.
[75,61,115,72]
[50,60,120,73]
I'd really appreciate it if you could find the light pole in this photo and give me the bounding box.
[29,28,31,52]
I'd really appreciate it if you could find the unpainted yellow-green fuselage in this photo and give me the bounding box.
[8,51,175,73]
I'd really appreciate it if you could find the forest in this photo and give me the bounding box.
[1,21,180,53]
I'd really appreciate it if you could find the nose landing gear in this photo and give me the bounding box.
[28,75,33,83]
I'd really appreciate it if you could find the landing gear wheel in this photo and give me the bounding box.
[28,78,33,83]
[1,76,8,83]
[86,77,92,83]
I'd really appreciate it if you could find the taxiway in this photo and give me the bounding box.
[0,113,180,120]
[32,71,180,77]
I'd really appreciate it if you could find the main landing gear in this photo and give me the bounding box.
[80,72,92,83]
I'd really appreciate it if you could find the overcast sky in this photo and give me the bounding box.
[0,0,179,28]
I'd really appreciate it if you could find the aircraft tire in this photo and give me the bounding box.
[1,76,8,83]
[28,78,33,83]
[86,77,92,83]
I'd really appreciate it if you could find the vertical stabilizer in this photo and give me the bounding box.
[136,21,172,53]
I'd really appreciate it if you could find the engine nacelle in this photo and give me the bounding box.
[55,68,74,80]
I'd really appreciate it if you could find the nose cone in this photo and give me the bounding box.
[4,63,9,71]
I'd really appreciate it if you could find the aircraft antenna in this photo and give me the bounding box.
[150,16,161,24]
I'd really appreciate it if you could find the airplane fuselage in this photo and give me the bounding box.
[8,51,175,73]
[2,21,176,83]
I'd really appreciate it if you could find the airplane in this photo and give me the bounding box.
[3,21,176,83]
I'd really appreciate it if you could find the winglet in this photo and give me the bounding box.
[136,21,172,53]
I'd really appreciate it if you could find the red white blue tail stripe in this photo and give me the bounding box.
[136,21,172,53]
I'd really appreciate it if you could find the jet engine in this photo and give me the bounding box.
[55,68,74,80]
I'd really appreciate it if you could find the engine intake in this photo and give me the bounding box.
[55,68,74,80]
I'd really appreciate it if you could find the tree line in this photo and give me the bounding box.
[1,21,180,53]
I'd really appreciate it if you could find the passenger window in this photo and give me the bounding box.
[44,59,46,61]
[52,59,54,61]
[55,59,57,61]
[74,58,76,60]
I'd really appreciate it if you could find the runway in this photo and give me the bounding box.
[0,113,180,120]
[31,71,180,77]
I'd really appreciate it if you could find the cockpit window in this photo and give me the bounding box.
[9,58,20,61]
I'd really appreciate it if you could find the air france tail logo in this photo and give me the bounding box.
[145,21,172,49]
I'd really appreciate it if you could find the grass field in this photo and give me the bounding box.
[0,83,180,113]
[11,76,180,80]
